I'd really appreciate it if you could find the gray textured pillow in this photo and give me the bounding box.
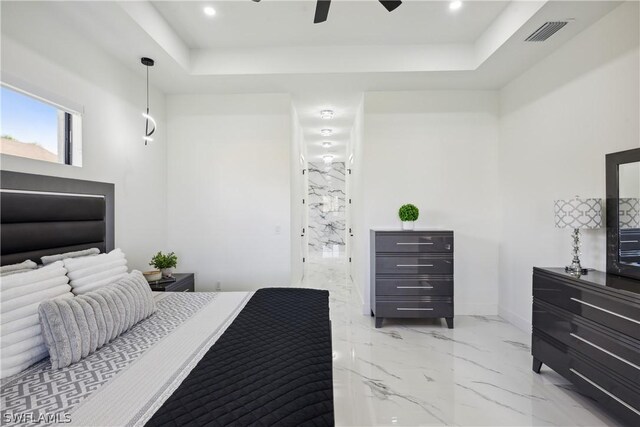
[38,270,156,369]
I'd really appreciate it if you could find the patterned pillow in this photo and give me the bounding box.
[39,270,156,369]
[0,261,72,379]
[63,248,128,295]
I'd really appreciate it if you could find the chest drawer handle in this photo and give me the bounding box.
[621,240,639,243]
[396,242,434,245]
[397,307,434,311]
[570,368,640,415]
[570,333,640,371]
[397,264,433,267]
[397,286,434,289]
[570,298,640,325]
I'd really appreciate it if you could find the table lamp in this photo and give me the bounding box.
[554,197,603,275]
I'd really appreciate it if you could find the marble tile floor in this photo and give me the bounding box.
[309,246,346,259]
[300,257,622,427]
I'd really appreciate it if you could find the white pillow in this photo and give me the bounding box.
[0,261,72,379]
[0,260,38,277]
[41,247,100,265]
[63,248,128,295]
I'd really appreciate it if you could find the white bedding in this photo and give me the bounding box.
[0,291,252,427]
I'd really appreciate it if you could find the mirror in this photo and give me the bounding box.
[607,148,640,280]
[618,162,640,266]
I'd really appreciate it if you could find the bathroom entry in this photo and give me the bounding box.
[307,160,346,259]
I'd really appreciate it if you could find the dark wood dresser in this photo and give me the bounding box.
[370,229,454,328]
[532,268,640,425]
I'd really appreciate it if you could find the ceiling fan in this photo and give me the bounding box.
[251,0,403,24]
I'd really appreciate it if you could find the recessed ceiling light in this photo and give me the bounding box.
[320,110,334,120]
[320,129,333,137]
[449,1,462,11]
[322,141,332,148]
[203,6,216,16]
[323,154,334,164]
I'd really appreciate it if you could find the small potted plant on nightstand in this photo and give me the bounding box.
[150,251,178,278]
[399,204,419,230]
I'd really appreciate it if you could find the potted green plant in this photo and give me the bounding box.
[150,251,178,278]
[398,204,419,230]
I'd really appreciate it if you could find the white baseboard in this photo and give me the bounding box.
[455,302,498,315]
[498,305,531,333]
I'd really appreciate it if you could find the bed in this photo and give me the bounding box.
[0,171,334,426]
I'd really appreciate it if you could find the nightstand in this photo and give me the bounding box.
[148,273,195,292]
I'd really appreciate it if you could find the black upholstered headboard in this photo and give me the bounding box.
[0,171,114,266]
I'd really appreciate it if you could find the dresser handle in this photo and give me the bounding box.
[397,308,434,311]
[570,298,640,325]
[396,242,434,245]
[397,286,434,289]
[396,264,433,267]
[570,333,640,371]
[570,368,640,416]
[621,240,639,243]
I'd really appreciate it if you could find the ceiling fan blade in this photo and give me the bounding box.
[379,0,402,12]
[314,0,331,24]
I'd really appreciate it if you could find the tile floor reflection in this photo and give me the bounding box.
[300,257,622,426]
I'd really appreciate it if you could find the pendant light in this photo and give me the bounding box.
[141,57,156,145]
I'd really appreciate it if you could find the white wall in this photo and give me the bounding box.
[0,3,167,271]
[290,104,305,285]
[348,98,366,308]
[498,1,640,331]
[361,91,501,315]
[165,93,292,291]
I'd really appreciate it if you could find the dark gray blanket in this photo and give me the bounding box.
[146,288,334,427]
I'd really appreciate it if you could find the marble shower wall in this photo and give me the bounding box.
[308,162,346,256]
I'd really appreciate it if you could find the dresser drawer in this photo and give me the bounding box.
[376,255,453,275]
[620,229,640,249]
[376,297,453,318]
[375,233,453,253]
[376,278,453,296]
[532,334,640,425]
[569,357,640,423]
[533,273,640,340]
[533,300,640,383]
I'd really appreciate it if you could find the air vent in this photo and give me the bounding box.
[525,21,568,42]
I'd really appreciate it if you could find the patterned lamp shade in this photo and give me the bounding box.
[554,197,603,229]
[619,198,640,229]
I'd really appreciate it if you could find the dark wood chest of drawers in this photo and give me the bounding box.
[532,268,640,425]
[370,230,454,328]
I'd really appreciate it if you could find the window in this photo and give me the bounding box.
[0,84,81,166]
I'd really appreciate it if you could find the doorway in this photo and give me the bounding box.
[307,160,347,259]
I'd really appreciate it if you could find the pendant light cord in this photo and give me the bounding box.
[145,66,149,144]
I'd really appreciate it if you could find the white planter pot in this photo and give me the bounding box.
[161,268,174,278]
[402,221,415,230]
